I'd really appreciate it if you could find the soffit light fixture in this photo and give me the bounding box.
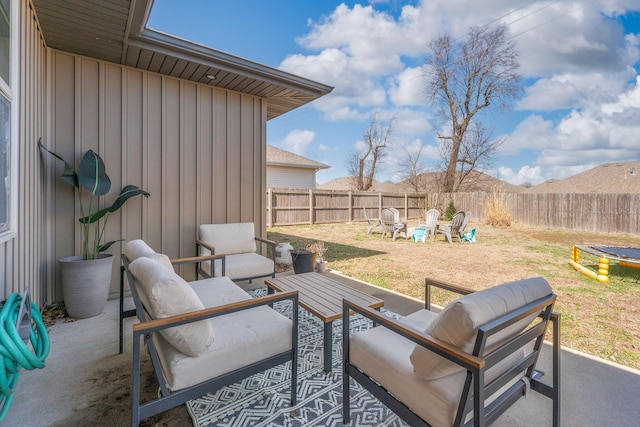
[206,74,216,80]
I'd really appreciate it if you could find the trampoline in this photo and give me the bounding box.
[570,245,640,282]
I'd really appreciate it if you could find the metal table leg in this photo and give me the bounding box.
[323,321,333,372]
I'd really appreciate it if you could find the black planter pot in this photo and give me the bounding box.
[290,250,318,274]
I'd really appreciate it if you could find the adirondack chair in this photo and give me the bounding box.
[362,207,383,234]
[435,211,466,243]
[418,209,440,241]
[381,208,408,240]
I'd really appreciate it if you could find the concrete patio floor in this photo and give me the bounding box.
[3,271,640,426]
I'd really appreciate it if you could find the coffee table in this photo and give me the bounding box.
[265,272,384,372]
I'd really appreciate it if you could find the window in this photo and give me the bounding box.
[0,0,16,243]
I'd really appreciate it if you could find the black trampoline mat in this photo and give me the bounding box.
[592,246,640,260]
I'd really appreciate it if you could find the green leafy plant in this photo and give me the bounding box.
[39,139,150,260]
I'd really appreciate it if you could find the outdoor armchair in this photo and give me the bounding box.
[122,240,299,426]
[418,208,441,240]
[343,276,560,427]
[435,211,466,243]
[381,208,408,240]
[196,222,276,283]
[362,206,383,234]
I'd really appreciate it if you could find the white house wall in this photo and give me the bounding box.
[43,50,267,302]
[267,165,316,189]
[0,1,47,304]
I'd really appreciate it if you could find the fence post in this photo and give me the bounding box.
[404,193,408,221]
[309,189,314,225]
[378,192,382,217]
[348,191,353,223]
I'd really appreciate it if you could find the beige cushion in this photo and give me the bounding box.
[200,252,275,280]
[153,279,291,391]
[124,239,174,271]
[350,312,525,427]
[124,239,156,261]
[189,276,253,306]
[410,277,552,380]
[128,257,215,357]
[199,223,257,256]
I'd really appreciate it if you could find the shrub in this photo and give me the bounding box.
[444,200,457,220]
[485,188,511,226]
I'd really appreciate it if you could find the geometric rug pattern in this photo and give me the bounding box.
[186,289,410,426]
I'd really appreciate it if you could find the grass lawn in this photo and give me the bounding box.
[268,221,640,370]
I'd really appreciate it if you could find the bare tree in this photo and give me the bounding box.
[400,145,427,193]
[347,114,394,191]
[424,24,522,193]
[437,123,505,192]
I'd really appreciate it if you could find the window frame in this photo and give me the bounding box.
[0,0,18,244]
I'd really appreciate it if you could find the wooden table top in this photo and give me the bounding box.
[265,272,384,323]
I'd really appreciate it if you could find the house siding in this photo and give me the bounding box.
[42,50,267,302]
[0,1,47,304]
[267,165,316,189]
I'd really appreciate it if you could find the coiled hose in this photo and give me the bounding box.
[0,292,50,420]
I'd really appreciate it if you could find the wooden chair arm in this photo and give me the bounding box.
[170,254,226,266]
[343,299,484,372]
[424,277,475,310]
[255,236,276,247]
[134,290,299,335]
[195,239,215,253]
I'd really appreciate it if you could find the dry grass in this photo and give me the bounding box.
[484,187,512,226]
[268,222,640,370]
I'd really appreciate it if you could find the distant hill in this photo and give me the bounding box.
[397,170,526,193]
[318,177,405,192]
[318,170,524,193]
[526,161,640,194]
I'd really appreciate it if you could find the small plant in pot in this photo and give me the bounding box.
[307,241,329,272]
[39,139,150,318]
[290,240,318,274]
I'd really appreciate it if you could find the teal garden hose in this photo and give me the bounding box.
[0,291,50,420]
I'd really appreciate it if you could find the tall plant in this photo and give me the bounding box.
[39,139,150,260]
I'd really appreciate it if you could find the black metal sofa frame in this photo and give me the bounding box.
[343,277,561,427]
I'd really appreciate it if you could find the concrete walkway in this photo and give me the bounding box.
[3,271,640,426]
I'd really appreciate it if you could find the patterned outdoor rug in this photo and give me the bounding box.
[186,289,409,427]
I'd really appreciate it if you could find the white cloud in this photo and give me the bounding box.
[388,66,424,106]
[498,165,544,186]
[280,130,316,155]
[278,0,640,184]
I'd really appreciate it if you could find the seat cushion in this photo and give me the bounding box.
[188,276,253,306]
[199,222,257,256]
[128,257,215,357]
[410,277,552,380]
[154,305,292,391]
[200,253,275,280]
[350,310,526,427]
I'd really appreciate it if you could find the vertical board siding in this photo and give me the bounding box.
[1,2,47,304]
[45,51,267,299]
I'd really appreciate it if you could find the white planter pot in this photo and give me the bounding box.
[317,260,329,273]
[58,254,114,319]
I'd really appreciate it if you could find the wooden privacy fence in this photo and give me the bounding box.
[266,188,426,226]
[266,188,640,235]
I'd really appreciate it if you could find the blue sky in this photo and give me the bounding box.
[148,1,640,186]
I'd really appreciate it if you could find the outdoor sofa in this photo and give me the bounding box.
[122,240,299,426]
